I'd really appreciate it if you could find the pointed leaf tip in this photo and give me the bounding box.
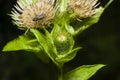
[64,64,105,80]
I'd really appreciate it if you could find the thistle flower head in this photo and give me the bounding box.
[11,0,56,29]
[68,0,100,19]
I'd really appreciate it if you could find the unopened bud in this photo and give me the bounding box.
[54,33,73,54]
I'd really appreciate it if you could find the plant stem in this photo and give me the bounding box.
[58,65,63,80]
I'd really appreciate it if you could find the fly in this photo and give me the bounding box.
[33,11,46,21]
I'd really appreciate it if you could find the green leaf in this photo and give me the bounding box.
[64,64,105,80]
[3,35,42,52]
[2,34,49,63]
[104,0,113,9]
[30,29,60,66]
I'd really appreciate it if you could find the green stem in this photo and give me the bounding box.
[58,65,63,80]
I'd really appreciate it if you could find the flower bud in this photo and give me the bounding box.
[53,32,74,54]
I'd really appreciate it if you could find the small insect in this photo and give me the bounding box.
[32,11,46,21]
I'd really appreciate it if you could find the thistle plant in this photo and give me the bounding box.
[3,0,113,80]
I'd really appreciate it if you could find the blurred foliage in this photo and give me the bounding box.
[0,0,120,80]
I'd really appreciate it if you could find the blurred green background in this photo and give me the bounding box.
[0,0,120,80]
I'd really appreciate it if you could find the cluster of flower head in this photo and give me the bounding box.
[11,0,100,29]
